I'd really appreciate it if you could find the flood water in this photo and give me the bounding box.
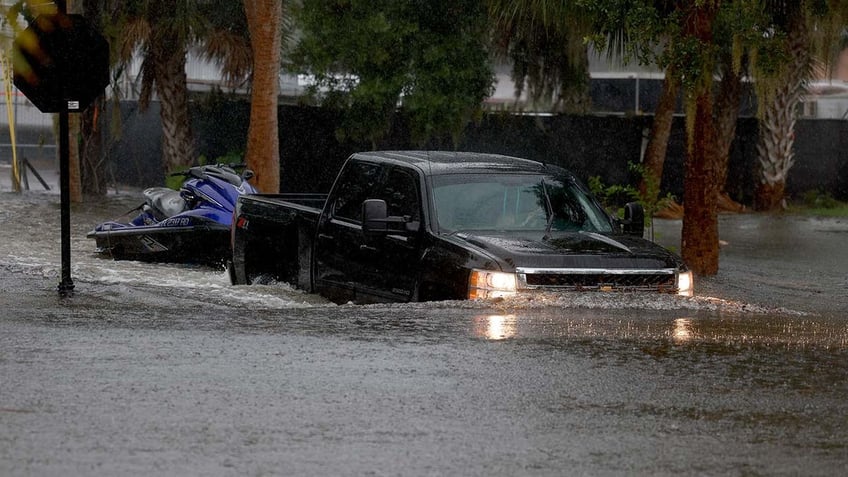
[1,182,847,476]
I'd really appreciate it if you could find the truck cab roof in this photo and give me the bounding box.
[350,151,564,177]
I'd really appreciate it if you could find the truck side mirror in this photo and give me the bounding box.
[362,199,388,236]
[622,201,645,237]
[362,199,417,237]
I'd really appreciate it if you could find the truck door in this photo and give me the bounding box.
[314,162,424,304]
[355,166,423,303]
[313,160,384,304]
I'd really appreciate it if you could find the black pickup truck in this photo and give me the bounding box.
[229,151,693,304]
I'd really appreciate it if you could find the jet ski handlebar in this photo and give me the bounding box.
[169,163,255,184]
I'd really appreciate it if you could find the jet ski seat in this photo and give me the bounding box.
[143,187,188,220]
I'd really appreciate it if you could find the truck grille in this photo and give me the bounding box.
[517,268,677,293]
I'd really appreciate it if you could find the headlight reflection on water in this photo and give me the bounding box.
[469,309,701,342]
[671,318,695,344]
[473,314,518,340]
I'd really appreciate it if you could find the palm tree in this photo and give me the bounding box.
[638,65,679,201]
[713,52,745,209]
[79,0,110,196]
[599,1,747,213]
[712,2,758,212]
[488,0,592,112]
[110,1,197,173]
[753,0,848,210]
[753,2,811,210]
[489,0,725,275]
[678,1,721,276]
[109,0,252,175]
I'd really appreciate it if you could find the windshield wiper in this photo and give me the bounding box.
[541,179,555,241]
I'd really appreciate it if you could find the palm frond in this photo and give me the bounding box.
[200,29,253,86]
[117,17,151,63]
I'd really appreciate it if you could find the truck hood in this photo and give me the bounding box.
[450,231,686,271]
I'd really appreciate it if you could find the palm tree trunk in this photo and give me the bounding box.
[680,4,720,276]
[152,36,194,173]
[754,14,809,211]
[81,0,107,196]
[244,0,282,193]
[713,56,743,208]
[682,91,720,276]
[68,113,82,202]
[80,98,107,195]
[639,65,679,201]
[557,47,591,114]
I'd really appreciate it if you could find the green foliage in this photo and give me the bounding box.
[715,1,785,75]
[794,205,848,218]
[578,0,672,67]
[207,150,245,167]
[589,162,676,225]
[588,175,638,215]
[628,162,676,219]
[784,190,848,217]
[290,0,494,146]
[166,169,188,190]
[801,189,841,209]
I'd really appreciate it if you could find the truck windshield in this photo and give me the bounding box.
[432,173,613,234]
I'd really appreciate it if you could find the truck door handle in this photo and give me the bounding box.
[318,233,334,241]
[360,244,377,252]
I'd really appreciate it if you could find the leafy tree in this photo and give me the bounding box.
[579,0,678,203]
[291,0,494,147]
[494,0,727,275]
[600,1,762,274]
[586,1,757,208]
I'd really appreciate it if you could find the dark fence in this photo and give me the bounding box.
[104,98,848,203]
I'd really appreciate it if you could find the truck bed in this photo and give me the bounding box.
[230,193,327,287]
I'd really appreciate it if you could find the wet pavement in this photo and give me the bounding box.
[1,180,847,476]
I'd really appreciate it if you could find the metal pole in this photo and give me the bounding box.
[56,0,75,297]
[58,109,74,296]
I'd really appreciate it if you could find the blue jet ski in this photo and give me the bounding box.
[88,163,259,265]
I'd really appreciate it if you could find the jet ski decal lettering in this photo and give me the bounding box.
[163,217,191,227]
[140,235,169,252]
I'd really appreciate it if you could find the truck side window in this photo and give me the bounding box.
[332,161,383,222]
[380,168,420,221]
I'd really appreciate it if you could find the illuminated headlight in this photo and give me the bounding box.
[468,269,517,299]
[676,270,694,297]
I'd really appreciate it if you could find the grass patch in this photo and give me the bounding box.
[786,204,848,217]
[786,190,848,217]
